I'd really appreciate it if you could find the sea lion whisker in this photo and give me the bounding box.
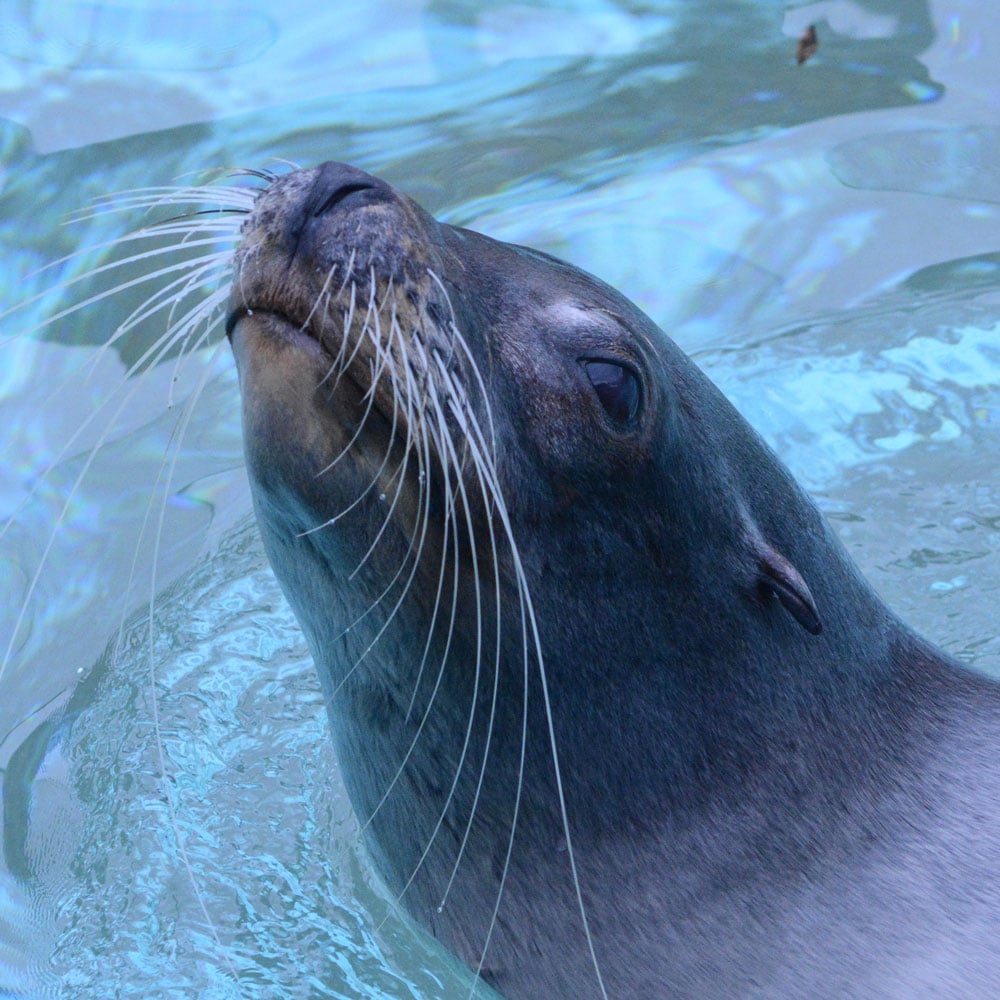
[426,355,530,906]
[0,250,232,674]
[320,277,357,390]
[221,166,280,186]
[396,522,457,756]
[298,435,400,538]
[0,269,226,546]
[0,310,222,686]
[370,533,463,937]
[132,336,242,986]
[365,314,439,598]
[72,206,250,233]
[309,317,391,483]
[0,235,234,341]
[233,243,261,331]
[343,393,407,576]
[333,248,359,300]
[302,402,391,530]
[114,250,233,327]
[325,400,438,704]
[464,526,539,996]
[358,308,394,410]
[396,404,436,619]
[311,292,342,391]
[422,268,460,372]
[119,337,229,651]
[302,299,419,544]
[373,266,396,316]
[0,324,220,568]
[299,393,378,496]
[161,286,233,409]
[101,258,233,374]
[451,412,608,997]
[11,196,240,288]
[345,309,421,578]
[85,269,231,417]
[399,332,466,723]
[297,262,339,351]
[412,354,490,770]
[393,393,444,724]
[496,519,609,999]
[328,384,430,675]
[433,400,506,914]
[0,261,230,480]
[67,185,255,224]
[371,365,481,904]
[425,268,497,456]
[373,369,498,918]
[332,386,456,717]
[465,527,531,997]
[222,160,298,186]
[430,358,609,998]
[329,270,379,397]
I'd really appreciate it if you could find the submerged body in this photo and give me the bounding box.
[226,162,1000,999]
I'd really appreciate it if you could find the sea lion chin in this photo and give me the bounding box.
[226,161,1000,999]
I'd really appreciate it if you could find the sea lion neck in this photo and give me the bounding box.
[504,401,904,817]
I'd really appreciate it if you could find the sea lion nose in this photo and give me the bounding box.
[282,161,396,261]
[304,161,391,218]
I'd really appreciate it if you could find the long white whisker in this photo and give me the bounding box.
[0,279,231,546]
[376,349,488,908]
[326,333,438,701]
[400,336,460,725]
[69,186,255,222]
[331,268,379,397]
[371,385,465,915]
[141,336,241,984]
[435,392,504,913]
[445,369,609,1000]
[299,345,396,541]
[0,320,226,683]
[3,237,236,346]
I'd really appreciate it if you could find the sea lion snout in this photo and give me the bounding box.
[231,161,432,327]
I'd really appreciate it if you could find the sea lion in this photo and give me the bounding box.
[225,161,1000,999]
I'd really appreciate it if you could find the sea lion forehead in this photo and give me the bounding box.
[524,298,662,370]
[544,299,632,335]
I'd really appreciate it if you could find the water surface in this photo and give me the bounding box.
[1,1,999,996]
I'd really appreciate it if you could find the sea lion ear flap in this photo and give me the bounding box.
[756,541,823,636]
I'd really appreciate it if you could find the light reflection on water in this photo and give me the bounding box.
[1,1,999,997]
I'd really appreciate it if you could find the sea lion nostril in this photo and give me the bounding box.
[312,182,376,217]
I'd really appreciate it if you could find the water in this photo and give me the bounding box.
[1,1,999,996]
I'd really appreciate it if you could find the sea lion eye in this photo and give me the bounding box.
[582,360,641,425]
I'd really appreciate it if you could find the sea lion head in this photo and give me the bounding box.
[227,160,832,690]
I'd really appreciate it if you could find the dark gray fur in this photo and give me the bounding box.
[228,162,1000,999]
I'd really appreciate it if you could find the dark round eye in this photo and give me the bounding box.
[582,360,641,425]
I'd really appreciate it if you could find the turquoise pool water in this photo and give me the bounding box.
[1,1,999,996]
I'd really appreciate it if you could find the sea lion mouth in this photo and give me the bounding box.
[225,306,327,361]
